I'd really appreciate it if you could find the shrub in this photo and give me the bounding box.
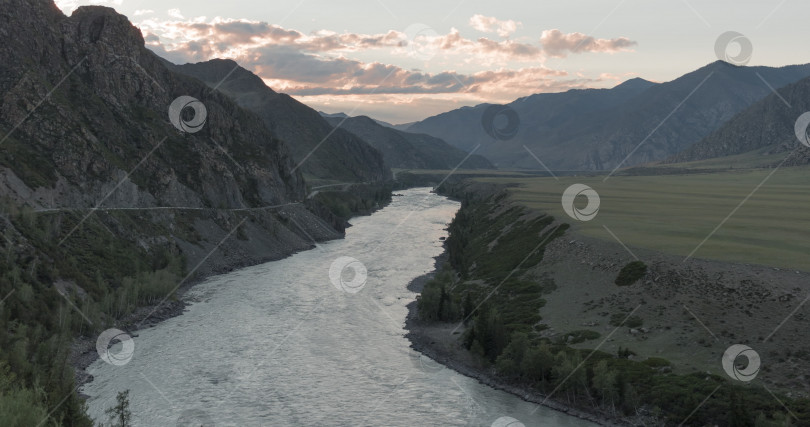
[614,261,647,286]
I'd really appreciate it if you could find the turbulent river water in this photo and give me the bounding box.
[82,188,595,427]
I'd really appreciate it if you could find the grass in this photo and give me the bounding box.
[467,166,810,271]
[659,147,787,170]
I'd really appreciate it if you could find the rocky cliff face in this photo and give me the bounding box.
[0,0,343,276]
[1,1,305,210]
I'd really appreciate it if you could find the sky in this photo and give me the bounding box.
[55,0,809,124]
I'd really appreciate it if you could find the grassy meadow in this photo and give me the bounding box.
[467,165,810,271]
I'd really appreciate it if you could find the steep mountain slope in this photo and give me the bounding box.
[323,115,494,169]
[668,74,810,166]
[0,2,344,240]
[0,1,345,422]
[407,62,810,170]
[173,60,390,185]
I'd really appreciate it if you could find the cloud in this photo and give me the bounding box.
[139,17,546,66]
[246,46,570,98]
[469,14,521,38]
[540,29,637,57]
[137,15,632,121]
[138,17,407,58]
[134,9,154,16]
[474,37,541,58]
[167,8,184,19]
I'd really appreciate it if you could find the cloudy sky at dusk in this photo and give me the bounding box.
[55,0,807,124]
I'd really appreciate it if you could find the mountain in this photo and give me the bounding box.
[406,77,657,168]
[391,122,417,132]
[406,62,810,170]
[323,115,494,170]
[0,1,349,421]
[668,74,810,165]
[0,4,321,218]
[173,60,390,185]
[318,110,401,129]
[318,111,349,120]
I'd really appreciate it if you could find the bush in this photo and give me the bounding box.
[614,261,647,286]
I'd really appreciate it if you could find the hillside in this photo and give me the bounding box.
[0,1,349,423]
[406,62,810,170]
[669,74,810,166]
[323,115,494,170]
[173,60,390,185]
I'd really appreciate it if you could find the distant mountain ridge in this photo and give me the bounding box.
[322,115,494,170]
[405,61,810,170]
[318,111,404,130]
[319,111,349,119]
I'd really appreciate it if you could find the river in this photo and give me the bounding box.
[82,188,595,427]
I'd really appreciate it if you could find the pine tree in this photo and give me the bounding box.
[105,390,132,427]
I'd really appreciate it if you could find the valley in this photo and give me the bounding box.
[1,1,809,426]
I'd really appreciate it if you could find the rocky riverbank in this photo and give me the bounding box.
[404,249,624,426]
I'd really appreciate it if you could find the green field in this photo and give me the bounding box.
[655,147,787,170]
[468,166,810,271]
